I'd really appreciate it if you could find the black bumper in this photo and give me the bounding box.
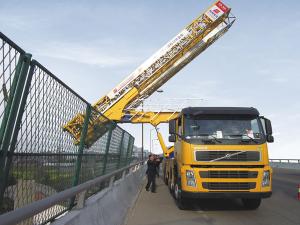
[181,191,272,199]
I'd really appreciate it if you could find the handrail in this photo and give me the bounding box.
[0,161,144,225]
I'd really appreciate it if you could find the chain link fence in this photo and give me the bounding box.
[0,32,135,224]
[0,32,25,125]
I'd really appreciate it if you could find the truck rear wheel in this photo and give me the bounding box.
[168,170,174,194]
[242,198,261,210]
[164,172,168,185]
[168,178,174,194]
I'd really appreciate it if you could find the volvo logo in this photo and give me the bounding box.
[225,154,232,159]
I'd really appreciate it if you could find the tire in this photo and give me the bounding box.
[174,181,187,210]
[163,163,168,185]
[168,170,174,194]
[168,178,174,194]
[242,198,261,210]
[164,172,168,185]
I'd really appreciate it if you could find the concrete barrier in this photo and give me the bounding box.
[52,165,146,225]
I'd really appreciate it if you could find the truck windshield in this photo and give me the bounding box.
[184,115,265,145]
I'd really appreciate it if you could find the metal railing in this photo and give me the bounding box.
[270,159,300,170]
[270,159,300,163]
[0,161,144,225]
[0,31,135,224]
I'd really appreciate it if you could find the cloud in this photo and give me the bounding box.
[257,68,271,75]
[0,14,32,31]
[34,42,139,67]
[270,77,288,83]
[268,58,298,65]
[256,67,290,83]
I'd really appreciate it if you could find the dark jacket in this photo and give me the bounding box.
[146,160,158,176]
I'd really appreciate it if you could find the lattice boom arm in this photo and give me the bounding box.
[64,1,235,146]
[121,110,180,126]
[93,0,235,113]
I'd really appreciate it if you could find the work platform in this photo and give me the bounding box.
[126,168,300,225]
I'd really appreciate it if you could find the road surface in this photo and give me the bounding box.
[125,168,300,225]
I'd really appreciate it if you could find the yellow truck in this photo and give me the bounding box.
[163,107,274,209]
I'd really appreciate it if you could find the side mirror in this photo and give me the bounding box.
[260,117,274,143]
[266,135,274,143]
[169,120,176,134]
[169,134,176,142]
[264,118,273,135]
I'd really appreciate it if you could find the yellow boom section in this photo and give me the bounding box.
[63,1,235,146]
[123,110,178,156]
[123,110,179,126]
[156,129,174,157]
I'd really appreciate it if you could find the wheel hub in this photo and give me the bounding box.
[175,184,179,199]
[170,182,174,190]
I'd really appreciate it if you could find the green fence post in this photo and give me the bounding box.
[0,53,32,205]
[101,123,114,175]
[0,54,24,147]
[0,59,36,203]
[125,136,132,166]
[127,137,135,164]
[69,104,92,208]
[117,130,125,169]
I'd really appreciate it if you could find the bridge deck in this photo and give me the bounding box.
[125,168,300,225]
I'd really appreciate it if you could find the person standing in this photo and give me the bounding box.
[145,154,157,193]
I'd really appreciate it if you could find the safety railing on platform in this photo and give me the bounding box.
[0,32,135,224]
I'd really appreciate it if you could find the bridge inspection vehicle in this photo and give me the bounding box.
[63,1,274,210]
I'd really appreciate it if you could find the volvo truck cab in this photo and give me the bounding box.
[166,107,274,209]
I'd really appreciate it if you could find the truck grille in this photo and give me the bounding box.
[195,151,260,162]
[202,182,256,190]
[200,171,258,178]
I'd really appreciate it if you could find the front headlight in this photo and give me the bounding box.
[262,170,270,187]
[186,170,195,179]
[187,180,196,187]
[186,170,196,187]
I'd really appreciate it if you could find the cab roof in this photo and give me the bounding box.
[181,107,259,117]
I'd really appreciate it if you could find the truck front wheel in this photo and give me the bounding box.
[174,182,187,210]
[242,198,261,210]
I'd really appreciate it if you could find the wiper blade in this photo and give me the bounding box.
[202,139,217,144]
[198,133,222,143]
[227,134,258,143]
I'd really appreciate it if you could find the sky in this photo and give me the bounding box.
[1,0,300,158]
